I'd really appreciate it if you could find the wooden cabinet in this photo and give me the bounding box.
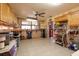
[7,7,13,24]
[54,12,79,26]
[12,13,18,26]
[68,12,79,26]
[1,4,9,22]
[53,7,79,26]
[54,15,68,22]
[0,3,18,27]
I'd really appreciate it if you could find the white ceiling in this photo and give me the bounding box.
[9,3,79,20]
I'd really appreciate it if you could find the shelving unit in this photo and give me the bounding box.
[53,20,79,50]
[48,19,53,38]
[67,26,79,51]
[54,20,68,47]
[53,7,79,51]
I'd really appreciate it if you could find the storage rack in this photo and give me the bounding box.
[67,26,79,50]
[54,20,68,47]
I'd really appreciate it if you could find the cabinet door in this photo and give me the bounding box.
[1,4,14,24]
[1,3,18,27]
[68,12,79,26]
[8,8,13,24]
[55,16,67,22]
[13,14,18,27]
[1,4,9,22]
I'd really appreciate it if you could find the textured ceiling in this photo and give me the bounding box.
[9,3,79,20]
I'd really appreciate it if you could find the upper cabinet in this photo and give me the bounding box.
[68,11,79,26]
[54,15,68,22]
[0,3,18,27]
[1,4,9,22]
[53,7,79,26]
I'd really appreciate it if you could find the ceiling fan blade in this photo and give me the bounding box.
[27,17,37,20]
[35,14,39,16]
[39,12,45,15]
[33,10,46,17]
[40,15,45,17]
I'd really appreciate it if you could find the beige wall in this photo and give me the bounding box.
[32,30,41,39]
[40,19,48,29]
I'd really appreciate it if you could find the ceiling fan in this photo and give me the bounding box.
[33,11,46,18]
[26,11,46,20]
[17,11,46,20]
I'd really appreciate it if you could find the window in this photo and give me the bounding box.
[27,19,38,25]
[21,26,31,29]
[22,21,31,25]
[21,19,38,30]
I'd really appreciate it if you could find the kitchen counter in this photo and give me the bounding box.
[0,40,17,55]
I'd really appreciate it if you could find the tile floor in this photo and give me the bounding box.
[16,38,74,56]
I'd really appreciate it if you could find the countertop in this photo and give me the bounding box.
[0,40,16,54]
